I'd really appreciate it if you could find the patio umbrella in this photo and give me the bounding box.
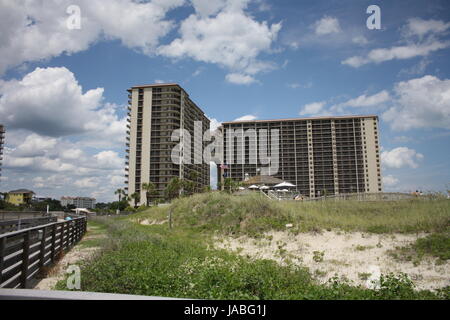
[274,181,296,188]
[259,186,269,190]
[248,185,259,189]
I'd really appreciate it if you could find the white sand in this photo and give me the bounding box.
[33,226,104,290]
[214,230,450,291]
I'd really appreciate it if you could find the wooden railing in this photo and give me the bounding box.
[0,217,87,289]
[0,217,57,234]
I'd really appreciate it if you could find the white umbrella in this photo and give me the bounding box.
[238,187,245,190]
[248,185,259,189]
[259,185,269,190]
[274,181,296,188]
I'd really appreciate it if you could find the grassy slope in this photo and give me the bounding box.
[57,193,450,299]
[134,192,450,235]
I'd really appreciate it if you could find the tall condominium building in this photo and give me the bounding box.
[218,115,382,197]
[0,125,4,180]
[125,83,210,204]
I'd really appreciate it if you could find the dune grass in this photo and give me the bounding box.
[134,192,450,236]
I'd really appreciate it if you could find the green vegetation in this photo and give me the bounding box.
[390,230,450,265]
[134,192,450,236]
[59,218,448,299]
[55,192,450,299]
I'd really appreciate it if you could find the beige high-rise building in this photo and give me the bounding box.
[218,115,382,197]
[125,84,210,204]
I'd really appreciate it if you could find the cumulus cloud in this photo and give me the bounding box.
[382,75,450,130]
[313,16,341,35]
[158,0,281,83]
[0,67,129,201]
[0,67,126,145]
[381,147,424,169]
[0,0,184,74]
[3,132,126,201]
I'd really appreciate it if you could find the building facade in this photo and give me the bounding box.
[6,189,35,205]
[218,115,382,197]
[125,83,210,204]
[0,125,4,180]
[60,196,96,209]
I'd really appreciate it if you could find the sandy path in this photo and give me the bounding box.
[214,230,450,291]
[32,226,105,290]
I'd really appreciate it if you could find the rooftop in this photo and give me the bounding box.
[127,83,180,91]
[241,175,285,186]
[222,114,378,125]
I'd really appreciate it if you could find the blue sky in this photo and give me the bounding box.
[0,0,449,201]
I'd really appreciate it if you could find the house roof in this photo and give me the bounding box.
[242,175,284,186]
[8,189,35,194]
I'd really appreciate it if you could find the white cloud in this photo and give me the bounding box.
[191,0,227,17]
[342,18,450,68]
[401,18,450,39]
[74,177,99,189]
[94,151,123,169]
[226,73,257,85]
[0,0,185,75]
[331,90,390,112]
[13,134,58,157]
[382,75,450,130]
[342,41,449,67]
[352,36,368,45]
[2,131,126,201]
[208,117,222,131]
[0,67,126,145]
[0,67,129,201]
[299,101,326,116]
[313,16,341,35]
[234,114,257,121]
[381,147,424,169]
[382,175,399,187]
[158,1,281,83]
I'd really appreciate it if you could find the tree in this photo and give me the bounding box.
[130,192,140,208]
[164,177,183,201]
[141,182,157,206]
[223,178,240,194]
[114,188,126,202]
